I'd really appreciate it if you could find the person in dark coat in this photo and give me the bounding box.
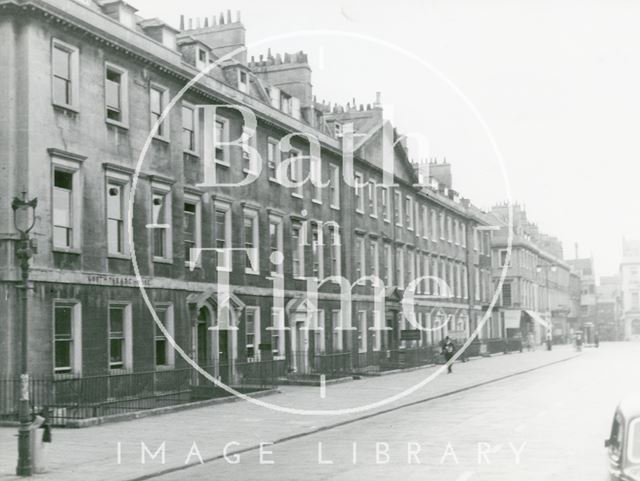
[442,336,455,374]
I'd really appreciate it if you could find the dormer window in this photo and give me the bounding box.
[196,48,209,70]
[238,71,248,93]
[334,122,343,138]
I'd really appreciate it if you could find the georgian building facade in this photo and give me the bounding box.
[620,239,640,341]
[0,0,496,392]
[490,204,572,344]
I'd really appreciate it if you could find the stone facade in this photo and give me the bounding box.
[0,0,496,390]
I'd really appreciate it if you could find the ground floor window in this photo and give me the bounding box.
[154,305,174,368]
[54,302,81,375]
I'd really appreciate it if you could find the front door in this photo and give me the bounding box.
[294,315,309,374]
[196,308,209,366]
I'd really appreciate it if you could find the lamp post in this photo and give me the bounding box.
[536,263,557,351]
[11,192,38,477]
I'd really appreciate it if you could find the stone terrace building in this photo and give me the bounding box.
[490,204,572,344]
[0,0,499,416]
[620,239,640,341]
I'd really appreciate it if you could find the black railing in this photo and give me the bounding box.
[288,351,352,379]
[0,359,282,425]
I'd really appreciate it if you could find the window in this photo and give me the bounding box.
[499,249,510,267]
[269,215,283,276]
[238,70,248,93]
[475,268,481,301]
[106,173,130,256]
[289,150,303,198]
[311,156,322,203]
[368,181,378,218]
[196,48,209,69]
[422,254,430,295]
[422,205,429,239]
[183,196,202,267]
[381,187,390,221]
[384,243,393,286]
[370,239,379,279]
[334,122,343,137]
[358,311,367,353]
[267,138,280,181]
[329,225,341,278]
[314,310,326,354]
[431,210,438,241]
[105,63,128,125]
[151,185,172,260]
[52,39,79,109]
[394,191,402,226]
[291,221,305,278]
[270,308,285,359]
[154,305,174,367]
[109,304,132,371]
[332,310,344,351]
[453,220,459,245]
[329,164,340,208]
[243,208,259,274]
[439,212,445,240]
[405,196,414,230]
[447,216,453,242]
[355,235,365,282]
[632,291,640,310]
[354,171,364,213]
[407,250,415,289]
[150,84,169,139]
[54,303,80,375]
[371,311,382,352]
[628,418,640,463]
[311,222,324,280]
[214,202,231,270]
[53,168,77,249]
[501,283,512,307]
[214,118,229,165]
[461,223,467,248]
[396,247,405,289]
[474,228,479,250]
[241,127,258,175]
[245,307,260,361]
[182,103,197,153]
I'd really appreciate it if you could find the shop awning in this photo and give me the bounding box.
[524,310,551,329]
[504,309,522,329]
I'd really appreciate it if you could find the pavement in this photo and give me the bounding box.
[0,345,581,481]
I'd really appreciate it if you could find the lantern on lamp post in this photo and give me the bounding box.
[11,192,38,477]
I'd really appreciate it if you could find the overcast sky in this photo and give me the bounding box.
[130,0,640,278]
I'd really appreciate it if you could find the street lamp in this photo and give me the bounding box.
[12,192,38,477]
[537,263,557,350]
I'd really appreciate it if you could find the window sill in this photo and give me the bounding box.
[311,199,322,205]
[153,257,174,265]
[217,266,233,273]
[108,253,131,260]
[268,177,282,184]
[330,204,340,210]
[53,102,79,114]
[106,118,129,130]
[185,261,202,270]
[109,368,132,375]
[53,247,81,255]
[54,372,79,380]
[291,192,303,199]
[242,168,259,175]
[355,210,364,215]
[215,160,230,168]
[152,135,170,144]
[155,364,175,371]
[245,269,260,275]
[184,150,200,158]
[369,214,378,220]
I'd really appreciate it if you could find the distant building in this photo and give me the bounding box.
[489,204,572,344]
[566,257,598,332]
[620,239,640,341]
[597,275,622,341]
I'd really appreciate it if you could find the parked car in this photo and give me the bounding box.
[605,397,640,480]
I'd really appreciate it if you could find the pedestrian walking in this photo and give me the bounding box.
[442,336,455,374]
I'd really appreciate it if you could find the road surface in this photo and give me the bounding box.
[151,343,640,481]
